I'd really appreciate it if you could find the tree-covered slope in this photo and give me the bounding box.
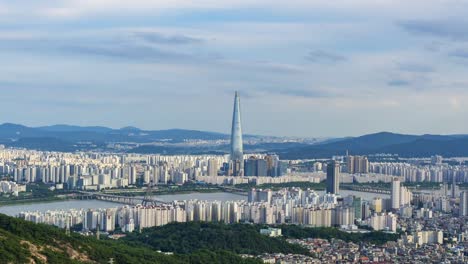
[278,225,400,245]
[0,214,260,264]
[123,222,310,255]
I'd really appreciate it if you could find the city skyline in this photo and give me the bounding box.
[1,1,468,137]
[1,2,468,263]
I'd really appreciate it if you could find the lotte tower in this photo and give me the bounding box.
[230,91,244,176]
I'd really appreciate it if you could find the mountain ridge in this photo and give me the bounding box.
[0,123,467,158]
[277,132,468,159]
[0,123,230,142]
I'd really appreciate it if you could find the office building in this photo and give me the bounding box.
[352,197,362,220]
[326,161,340,194]
[265,154,281,177]
[244,156,268,176]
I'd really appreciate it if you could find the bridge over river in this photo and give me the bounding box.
[74,191,169,206]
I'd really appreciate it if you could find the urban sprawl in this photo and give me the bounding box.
[1,93,467,263]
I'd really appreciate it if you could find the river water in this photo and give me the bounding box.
[0,192,246,216]
[0,190,388,217]
[320,190,390,201]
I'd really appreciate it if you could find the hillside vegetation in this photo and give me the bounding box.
[124,222,310,256]
[0,214,260,264]
[0,214,401,263]
[279,225,400,245]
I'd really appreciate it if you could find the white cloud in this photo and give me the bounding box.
[0,0,467,20]
[1,1,468,136]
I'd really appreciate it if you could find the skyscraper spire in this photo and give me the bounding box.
[230,91,243,176]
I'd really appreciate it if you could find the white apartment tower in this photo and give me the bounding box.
[391,178,401,210]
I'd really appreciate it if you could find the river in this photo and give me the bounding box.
[0,192,246,216]
[0,190,388,217]
[321,190,390,201]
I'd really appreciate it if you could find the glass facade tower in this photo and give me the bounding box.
[230,91,244,175]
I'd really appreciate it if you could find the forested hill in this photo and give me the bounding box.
[0,213,401,263]
[123,222,400,255]
[123,222,310,255]
[0,214,260,264]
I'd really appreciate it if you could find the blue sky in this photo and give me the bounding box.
[1,1,468,137]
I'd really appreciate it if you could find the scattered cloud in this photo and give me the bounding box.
[133,32,203,45]
[242,60,305,74]
[449,49,468,59]
[388,79,411,86]
[0,29,212,64]
[1,1,468,136]
[273,88,332,98]
[397,62,434,73]
[305,50,347,63]
[62,43,195,62]
[247,86,334,99]
[399,20,468,41]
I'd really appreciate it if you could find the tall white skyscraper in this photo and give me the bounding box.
[391,178,401,210]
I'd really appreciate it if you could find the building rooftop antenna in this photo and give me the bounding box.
[142,180,156,207]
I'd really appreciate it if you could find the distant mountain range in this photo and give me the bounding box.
[0,123,466,158]
[0,123,297,154]
[0,123,228,143]
[0,123,235,152]
[277,132,468,159]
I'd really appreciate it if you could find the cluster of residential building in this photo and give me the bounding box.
[0,180,26,195]
[258,236,466,263]
[4,148,468,195]
[196,172,324,186]
[18,185,410,234]
[17,189,339,232]
[288,155,468,185]
[369,162,468,183]
[0,149,290,191]
[14,174,468,262]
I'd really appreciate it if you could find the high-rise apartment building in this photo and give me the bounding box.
[369,212,397,232]
[248,188,272,204]
[347,155,369,174]
[460,191,468,216]
[451,175,458,199]
[391,178,401,210]
[207,159,218,176]
[373,197,383,213]
[431,155,443,165]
